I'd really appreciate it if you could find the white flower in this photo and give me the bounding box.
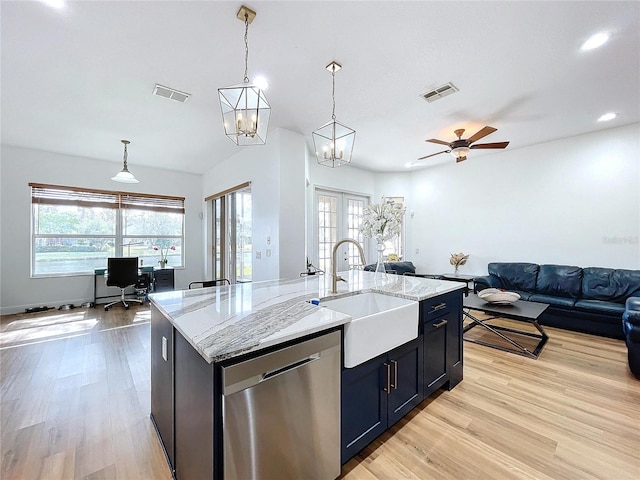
[359,203,403,241]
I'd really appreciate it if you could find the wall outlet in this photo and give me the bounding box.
[256,251,262,259]
[415,248,420,254]
[266,249,271,257]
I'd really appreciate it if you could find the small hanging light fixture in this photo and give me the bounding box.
[218,5,271,146]
[111,140,139,184]
[312,61,356,168]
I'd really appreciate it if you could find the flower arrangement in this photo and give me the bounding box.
[359,203,403,241]
[450,252,469,273]
[154,245,175,266]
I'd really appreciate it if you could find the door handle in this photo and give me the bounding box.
[390,360,398,389]
[162,336,168,361]
[383,362,391,394]
[433,319,448,329]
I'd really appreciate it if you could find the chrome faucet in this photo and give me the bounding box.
[331,239,367,294]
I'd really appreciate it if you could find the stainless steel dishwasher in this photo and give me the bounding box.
[222,330,341,480]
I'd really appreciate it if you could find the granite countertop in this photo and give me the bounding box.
[149,270,464,364]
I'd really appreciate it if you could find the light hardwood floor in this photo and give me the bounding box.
[1,306,639,479]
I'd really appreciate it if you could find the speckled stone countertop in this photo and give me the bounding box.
[149,270,464,364]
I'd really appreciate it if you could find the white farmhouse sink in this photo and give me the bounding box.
[322,293,419,368]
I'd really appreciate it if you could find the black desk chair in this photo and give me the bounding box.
[104,257,144,311]
[188,279,231,289]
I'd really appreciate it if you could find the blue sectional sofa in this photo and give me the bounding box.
[474,263,640,339]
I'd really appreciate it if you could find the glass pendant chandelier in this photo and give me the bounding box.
[312,62,355,168]
[111,140,139,184]
[218,5,271,146]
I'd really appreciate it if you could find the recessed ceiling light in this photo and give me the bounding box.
[597,112,617,122]
[39,0,66,9]
[581,32,610,51]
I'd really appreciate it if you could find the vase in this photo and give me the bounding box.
[374,239,387,279]
[454,265,459,275]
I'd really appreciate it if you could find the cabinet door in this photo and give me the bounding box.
[341,355,388,464]
[423,314,448,398]
[387,337,424,427]
[150,306,175,472]
[174,331,215,480]
[446,291,464,389]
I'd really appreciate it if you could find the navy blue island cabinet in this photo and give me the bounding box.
[341,290,463,464]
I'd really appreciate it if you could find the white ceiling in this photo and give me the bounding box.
[2,1,639,174]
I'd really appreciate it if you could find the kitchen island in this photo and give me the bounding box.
[150,271,465,479]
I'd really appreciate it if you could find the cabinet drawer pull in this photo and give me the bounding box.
[383,363,391,394]
[390,360,398,389]
[431,303,447,312]
[433,319,448,329]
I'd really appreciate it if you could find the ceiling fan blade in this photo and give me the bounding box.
[455,156,467,163]
[426,138,451,146]
[470,141,510,149]
[467,126,497,144]
[418,150,450,160]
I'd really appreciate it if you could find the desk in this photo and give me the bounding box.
[94,266,154,307]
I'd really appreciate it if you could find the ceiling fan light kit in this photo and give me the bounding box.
[218,5,271,146]
[111,139,139,184]
[312,61,356,168]
[418,126,509,163]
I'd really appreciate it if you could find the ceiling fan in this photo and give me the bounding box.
[418,126,510,163]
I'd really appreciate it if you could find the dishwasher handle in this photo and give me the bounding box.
[222,330,341,396]
[261,353,320,381]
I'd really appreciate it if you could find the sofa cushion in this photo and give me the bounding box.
[581,267,640,303]
[529,294,577,308]
[536,265,583,298]
[574,299,625,316]
[488,263,539,292]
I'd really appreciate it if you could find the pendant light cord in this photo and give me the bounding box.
[331,66,336,120]
[243,14,249,83]
[123,143,128,168]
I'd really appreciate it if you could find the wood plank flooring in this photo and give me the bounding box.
[2,306,639,479]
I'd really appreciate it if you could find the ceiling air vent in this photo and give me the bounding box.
[153,84,191,103]
[421,82,458,103]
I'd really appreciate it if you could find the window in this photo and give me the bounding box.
[30,183,185,276]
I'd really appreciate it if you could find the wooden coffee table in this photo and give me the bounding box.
[463,294,550,358]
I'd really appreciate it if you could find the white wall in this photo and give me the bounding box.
[0,145,204,314]
[376,122,640,275]
[201,128,308,282]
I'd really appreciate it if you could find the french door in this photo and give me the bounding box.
[315,189,369,274]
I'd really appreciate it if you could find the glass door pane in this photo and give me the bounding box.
[211,185,252,284]
[317,193,338,274]
[235,189,252,282]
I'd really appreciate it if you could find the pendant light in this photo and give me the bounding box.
[218,5,271,146]
[312,61,356,168]
[111,140,139,184]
